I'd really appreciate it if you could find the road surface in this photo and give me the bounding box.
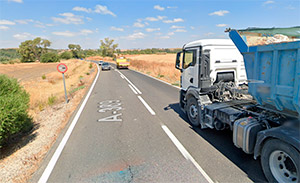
[31,62,267,183]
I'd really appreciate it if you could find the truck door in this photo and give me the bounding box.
[181,48,199,91]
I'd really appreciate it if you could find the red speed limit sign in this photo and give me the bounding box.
[57,63,68,73]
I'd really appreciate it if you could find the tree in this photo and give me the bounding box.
[18,37,51,62]
[68,44,82,58]
[40,52,60,63]
[99,38,118,57]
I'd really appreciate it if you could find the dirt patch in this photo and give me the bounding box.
[0,60,97,182]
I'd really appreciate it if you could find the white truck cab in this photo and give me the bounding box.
[176,39,246,91]
[176,39,247,126]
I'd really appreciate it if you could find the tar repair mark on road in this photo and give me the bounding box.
[98,100,123,122]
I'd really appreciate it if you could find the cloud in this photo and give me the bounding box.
[133,22,145,28]
[209,10,229,16]
[167,6,177,9]
[123,32,145,40]
[160,36,170,39]
[15,19,34,24]
[145,28,160,32]
[52,29,94,37]
[205,32,215,36]
[154,5,165,11]
[13,32,34,40]
[8,0,22,3]
[190,26,195,30]
[170,25,185,29]
[174,29,187,32]
[73,6,92,13]
[94,5,116,17]
[216,24,228,27]
[111,26,124,31]
[163,18,184,23]
[285,5,295,9]
[52,13,84,24]
[263,1,275,5]
[0,20,16,25]
[72,5,116,17]
[145,17,159,22]
[167,32,174,36]
[0,26,9,30]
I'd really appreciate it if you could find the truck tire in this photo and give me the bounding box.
[261,139,299,183]
[186,97,200,127]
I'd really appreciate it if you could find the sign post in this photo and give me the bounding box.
[57,63,68,103]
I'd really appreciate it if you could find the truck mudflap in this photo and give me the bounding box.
[254,121,300,159]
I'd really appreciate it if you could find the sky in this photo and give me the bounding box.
[0,0,299,49]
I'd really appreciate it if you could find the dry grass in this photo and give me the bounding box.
[127,54,180,85]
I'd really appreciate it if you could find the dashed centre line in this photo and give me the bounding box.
[137,96,156,115]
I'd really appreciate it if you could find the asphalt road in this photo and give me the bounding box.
[32,62,267,183]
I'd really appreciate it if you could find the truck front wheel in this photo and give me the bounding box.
[261,139,299,183]
[186,97,200,127]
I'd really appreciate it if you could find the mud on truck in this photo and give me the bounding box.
[175,27,300,183]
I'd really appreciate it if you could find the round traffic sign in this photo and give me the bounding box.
[57,63,68,73]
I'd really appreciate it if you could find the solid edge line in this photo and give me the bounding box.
[137,96,156,115]
[130,68,180,90]
[161,125,214,183]
[38,64,100,183]
[128,84,138,95]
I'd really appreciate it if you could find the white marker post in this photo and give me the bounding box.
[57,63,68,103]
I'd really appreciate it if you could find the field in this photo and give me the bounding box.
[126,54,180,86]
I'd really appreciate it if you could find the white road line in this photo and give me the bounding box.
[137,96,156,115]
[116,70,142,94]
[120,74,125,79]
[130,69,180,90]
[38,64,100,183]
[161,125,214,183]
[128,84,138,94]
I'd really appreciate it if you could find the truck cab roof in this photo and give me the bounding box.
[183,39,235,49]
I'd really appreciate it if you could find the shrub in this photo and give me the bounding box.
[47,95,56,106]
[40,52,60,63]
[89,63,92,69]
[59,51,73,60]
[0,75,32,147]
[42,74,46,80]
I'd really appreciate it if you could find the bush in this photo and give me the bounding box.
[40,52,60,63]
[0,75,32,147]
[59,51,73,60]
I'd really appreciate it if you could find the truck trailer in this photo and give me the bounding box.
[175,27,300,183]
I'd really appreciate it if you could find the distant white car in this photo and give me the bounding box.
[101,62,111,71]
[98,60,104,65]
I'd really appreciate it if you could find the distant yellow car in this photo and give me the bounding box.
[116,57,130,69]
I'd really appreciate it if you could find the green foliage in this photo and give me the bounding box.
[18,37,51,62]
[68,44,82,58]
[69,85,85,95]
[89,63,92,69]
[59,51,73,60]
[47,95,56,106]
[42,74,46,80]
[99,37,118,57]
[0,49,20,62]
[40,52,60,63]
[0,75,32,147]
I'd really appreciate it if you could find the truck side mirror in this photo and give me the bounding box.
[175,51,182,72]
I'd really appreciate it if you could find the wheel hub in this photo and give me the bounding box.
[269,150,298,182]
[189,104,198,119]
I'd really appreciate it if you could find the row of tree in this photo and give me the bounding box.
[14,37,179,63]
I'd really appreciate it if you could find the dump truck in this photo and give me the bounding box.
[116,57,130,69]
[175,27,300,183]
